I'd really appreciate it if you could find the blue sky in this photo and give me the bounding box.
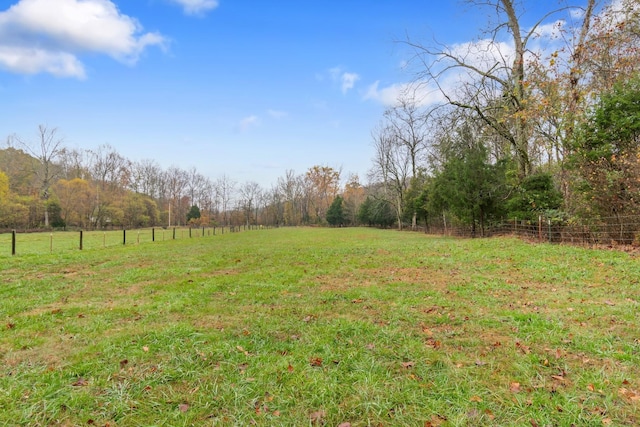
[0,0,589,187]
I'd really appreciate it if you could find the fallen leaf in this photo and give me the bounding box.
[352,299,364,303]
[484,409,495,420]
[402,361,415,369]
[515,342,530,354]
[310,357,323,367]
[551,375,566,382]
[365,343,375,350]
[178,403,189,413]
[338,423,352,427]
[273,410,280,417]
[143,346,149,352]
[530,419,539,427]
[287,364,294,372]
[425,414,447,426]
[426,338,442,349]
[510,382,521,393]
[72,377,88,387]
[470,395,483,402]
[587,384,595,392]
[119,359,128,369]
[309,410,325,424]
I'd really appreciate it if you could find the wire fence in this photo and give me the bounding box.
[0,225,266,257]
[417,215,640,248]
[5,215,640,257]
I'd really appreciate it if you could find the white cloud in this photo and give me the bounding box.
[569,8,586,19]
[533,20,565,40]
[364,80,445,107]
[267,109,288,119]
[237,115,260,132]
[327,66,360,94]
[341,72,360,94]
[168,0,219,16]
[0,45,85,78]
[0,0,165,77]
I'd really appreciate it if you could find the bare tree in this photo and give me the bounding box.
[89,144,131,228]
[239,181,262,227]
[408,0,573,177]
[130,159,164,199]
[215,174,236,226]
[165,166,189,227]
[16,125,65,226]
[383,93,434,228]
[368,123,411,230]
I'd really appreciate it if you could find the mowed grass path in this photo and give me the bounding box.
[1,228,639,426]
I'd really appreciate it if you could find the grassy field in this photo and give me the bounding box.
[1,227,639,426]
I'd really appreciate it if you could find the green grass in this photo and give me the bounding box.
[1,227,640,426]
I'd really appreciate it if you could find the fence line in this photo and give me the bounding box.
[416,215,640,248]
[1,224,271,257]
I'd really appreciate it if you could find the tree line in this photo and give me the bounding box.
[0,131,362,229]
[363,0,640,241]
[2,0,639,238]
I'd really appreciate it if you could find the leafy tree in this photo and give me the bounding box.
[506,173,563,222]
[430,141,507,236]
[358,197,396,228]
[47,200,66,228]
[571,76,640,238]
[186,205,201,223]
[0,169,9,201]
[53,178,95,228]
[326,196,345,226]
[305,165,341,223]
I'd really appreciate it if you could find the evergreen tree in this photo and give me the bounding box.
[326,196,345,226]
[430,142,507,236]
[186,205,201,223]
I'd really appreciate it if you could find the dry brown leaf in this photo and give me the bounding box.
[72,377,88,387]
[310,357,323,367]
[309,410,325,424]
[178,403,189,413]
[510,382,521,393]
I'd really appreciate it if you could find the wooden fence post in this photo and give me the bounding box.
[123,229,126,245]
[11,230,16,256]
[79,230,83,250]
